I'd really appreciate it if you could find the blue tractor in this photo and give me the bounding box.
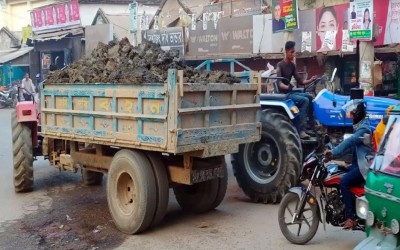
[196,60,400,204]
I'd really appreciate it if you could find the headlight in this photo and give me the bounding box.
[356,196,369,219]
[291,106,299,114]
[391,219,400,234]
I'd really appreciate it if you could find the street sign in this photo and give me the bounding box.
[129,1,138,33]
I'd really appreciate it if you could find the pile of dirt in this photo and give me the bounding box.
[47,38,240,84]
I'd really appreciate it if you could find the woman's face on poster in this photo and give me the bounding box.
[317,10,338,43]
[364,10,370,21]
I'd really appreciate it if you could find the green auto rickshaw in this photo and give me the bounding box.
[355,105,400,250]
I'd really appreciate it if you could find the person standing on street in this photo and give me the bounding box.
[21,73,35,101]
[276,41,317,139]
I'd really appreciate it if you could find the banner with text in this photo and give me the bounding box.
[186,21,219,57]
[30,0,81,33]
[142,27,185,56]
[349,0,373,40]
[218,15,253,55]
[186,15,252,57]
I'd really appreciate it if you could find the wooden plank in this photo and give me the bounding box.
[71,151,113,170]
[178,103,260,114]
[182,83,259,92]
[167,69,178,152]
[178,70,184,97]
[41,109,167,120]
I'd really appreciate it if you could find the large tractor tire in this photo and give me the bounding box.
[11,110,34,193]
[231,109,302,204]
[173,161,228,213]
[107,149,157,234]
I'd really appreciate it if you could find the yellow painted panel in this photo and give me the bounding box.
[142,121,164,137]
[117,98,138,114]
[94,97,112,112]
[55,115,69,127]
[73,116,90,129]
[55,96,69,109]
[94,117,113,131]
[142,99,166,115]
[72,97,90,111]
[118,119,138,133]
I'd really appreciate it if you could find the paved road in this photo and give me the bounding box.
[0,108,364,250]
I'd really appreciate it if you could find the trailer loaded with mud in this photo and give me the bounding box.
[11,40,261,234]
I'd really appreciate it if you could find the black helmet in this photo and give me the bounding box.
[342,99,366,124]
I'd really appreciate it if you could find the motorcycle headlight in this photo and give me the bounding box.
[391,219,400,234]
[356,196,369,219]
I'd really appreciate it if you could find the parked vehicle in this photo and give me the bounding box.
[11,69,261,234]
[232,69,400,204]
[354,105,400,250]
[278,135,369,245]
[0,85,18,109]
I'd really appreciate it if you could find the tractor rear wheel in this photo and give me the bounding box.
[231,109,302,204]
[12,110,34,193]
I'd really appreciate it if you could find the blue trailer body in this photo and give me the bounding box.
[40,69,261,157]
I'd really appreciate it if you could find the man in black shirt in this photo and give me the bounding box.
[276,41,317,139]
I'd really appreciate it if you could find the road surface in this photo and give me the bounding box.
[0,109,364,250]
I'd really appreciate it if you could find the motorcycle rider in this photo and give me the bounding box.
[324,99,372,230]
[276,41,317,139]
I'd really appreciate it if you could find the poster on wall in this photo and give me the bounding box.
[342,29,354,52]
[349,0,373,40]
[42,54,51,70]
[294,9,317,53]
[384,0,400,44]
[272,0,299,33]
[316,3,349,52]
[301,31,312,52]
[253,14,284,53]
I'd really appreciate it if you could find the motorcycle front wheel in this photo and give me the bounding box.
[278,192,319,245]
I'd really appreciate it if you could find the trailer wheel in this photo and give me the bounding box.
[231,109,301,204]
[173,179,218,213]
[211,158,228,209]
[107,149,157,234]
[12,110,34,193]
[145,152,169,228]
[82,169,103,186]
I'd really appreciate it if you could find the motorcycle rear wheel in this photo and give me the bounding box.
[278,192,319,245]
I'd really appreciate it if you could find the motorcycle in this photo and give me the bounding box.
[0,85,18,109]
[278,136,368,245]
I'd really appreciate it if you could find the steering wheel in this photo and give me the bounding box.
[304,75,330,97]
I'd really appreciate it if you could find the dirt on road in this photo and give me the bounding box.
[0,174,126,250]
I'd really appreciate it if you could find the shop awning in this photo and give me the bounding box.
[0,47,34,64]
[33,27,84,41]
